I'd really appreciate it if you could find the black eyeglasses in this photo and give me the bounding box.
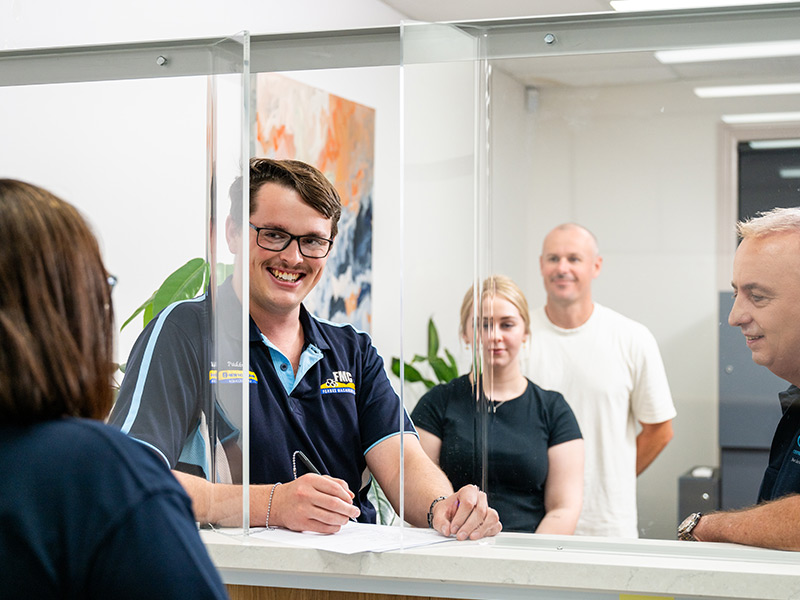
[249,223,333,259]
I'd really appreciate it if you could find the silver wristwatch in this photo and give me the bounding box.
[678,512,703,541]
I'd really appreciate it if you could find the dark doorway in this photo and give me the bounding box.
[738,141,800,221]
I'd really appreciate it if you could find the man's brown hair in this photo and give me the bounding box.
[229,158,342,237]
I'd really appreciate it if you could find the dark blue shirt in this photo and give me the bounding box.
[109,279,414,524]
[0,418,227,599]
[758,385,800,503]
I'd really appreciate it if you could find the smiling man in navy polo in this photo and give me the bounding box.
[110,158,501,539]
[678,207,800,550]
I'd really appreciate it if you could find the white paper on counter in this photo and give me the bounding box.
[250,521,453,554]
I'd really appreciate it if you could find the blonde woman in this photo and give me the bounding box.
[411,275,584,534]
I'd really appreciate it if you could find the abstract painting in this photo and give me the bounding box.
[254,73,375,331]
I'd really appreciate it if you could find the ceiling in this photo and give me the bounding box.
[377,1,800,89]
[378,0,613,23]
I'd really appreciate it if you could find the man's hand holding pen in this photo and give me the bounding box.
[269,474,360,534]
[430,484,502,541]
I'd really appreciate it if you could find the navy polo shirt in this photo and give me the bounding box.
[109,278,415,523]
[758,385,800,503]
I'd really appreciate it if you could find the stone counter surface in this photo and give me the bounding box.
[201,528,800,600]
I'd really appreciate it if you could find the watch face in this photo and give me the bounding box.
[678,512,701,540]
[678,514,697,532]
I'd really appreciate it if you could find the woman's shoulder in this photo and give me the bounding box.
[524,380,581,436]
[525,379,566,403]
[422,374,471,400]
[36,418,183,494]
[413,374,471,414]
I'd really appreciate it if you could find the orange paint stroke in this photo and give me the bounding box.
[315,96,375,216]
[344,290,359,316]
[256,112,267,155]
[265,124,296,159]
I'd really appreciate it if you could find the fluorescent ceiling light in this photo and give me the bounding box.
[612,0,797,11]
[779,168,800,178]
[656,41,800,64]
[695,83,800,98]
[722,112,800,124]
[749,139,800,149]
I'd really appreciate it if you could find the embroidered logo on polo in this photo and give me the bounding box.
[208,369,258,384]
[791,434,800,461]
[321,370,356,395]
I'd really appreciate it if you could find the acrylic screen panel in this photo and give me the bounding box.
[399,9,800,540]
[0,35,251,526]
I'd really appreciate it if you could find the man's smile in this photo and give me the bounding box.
[267,267,303,283]
[745,333,764,345]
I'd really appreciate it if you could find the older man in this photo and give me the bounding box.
[527,223,676,538]
[678,208,800,550]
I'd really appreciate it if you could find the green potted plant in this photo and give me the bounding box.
[391,317,459,390]
[121,258,236,332]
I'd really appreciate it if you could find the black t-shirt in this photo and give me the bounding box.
[411,375,582,533]
[0,418,228,599]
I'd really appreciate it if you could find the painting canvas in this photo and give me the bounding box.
[254,73,374,332]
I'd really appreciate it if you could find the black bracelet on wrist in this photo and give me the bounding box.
[427,495,447,529]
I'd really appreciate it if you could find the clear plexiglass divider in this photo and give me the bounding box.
[399,20,497,527]
[398,4,800,539]
[205,32,251,531]
[3,0,800,565]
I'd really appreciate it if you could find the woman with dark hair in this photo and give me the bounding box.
[0,179,228,599]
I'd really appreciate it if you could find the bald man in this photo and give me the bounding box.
[527,224,676,538]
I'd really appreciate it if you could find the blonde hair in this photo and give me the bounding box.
[459,275,531,340]
[737,207,800,240]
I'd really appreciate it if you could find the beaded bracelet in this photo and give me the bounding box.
[266,482,282,529]
[427,495,447,529]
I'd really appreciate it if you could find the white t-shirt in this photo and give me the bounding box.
[526,303,676,538]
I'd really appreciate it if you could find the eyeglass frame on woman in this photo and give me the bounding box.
[248,223,334,259]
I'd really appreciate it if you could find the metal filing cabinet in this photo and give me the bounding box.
[678,466,720,519]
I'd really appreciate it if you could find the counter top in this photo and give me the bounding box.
[201,527,800,600]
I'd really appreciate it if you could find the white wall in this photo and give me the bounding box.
[401,60,479,405]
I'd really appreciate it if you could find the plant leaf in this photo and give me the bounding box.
[119,290,156,331]
[427,317,440,361]
[444,347,458,371]
[429,356,457,384]
[143,303,154,327]
[151,258,208,318]
[392,358,424,382]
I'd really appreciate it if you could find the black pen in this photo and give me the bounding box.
[295,450,321,475]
